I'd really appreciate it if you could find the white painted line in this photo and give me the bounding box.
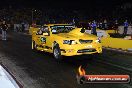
[0,65,20,88]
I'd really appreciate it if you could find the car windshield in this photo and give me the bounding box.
[51,25,75,34]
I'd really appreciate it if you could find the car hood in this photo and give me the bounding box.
[54,28,97,40]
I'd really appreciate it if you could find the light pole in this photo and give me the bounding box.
[31,9,36,23]
[32,10,33,23]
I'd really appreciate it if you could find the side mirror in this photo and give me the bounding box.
[43,33,49,36]
[80,28,85,33]
[33,31,37,33]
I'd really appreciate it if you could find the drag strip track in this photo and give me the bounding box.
[0,32,132,88]
[94,57,132,74]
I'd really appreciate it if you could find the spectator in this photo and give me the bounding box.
[123,20,129,35]
[99,21,103,29]
[21,22,25,32]
[1,20,8,40]
[114,20,119,33]
[103,19,108,30]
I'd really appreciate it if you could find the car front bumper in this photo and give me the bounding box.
[60,46,102,56]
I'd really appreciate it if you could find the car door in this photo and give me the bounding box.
[33,29,42,46]
[42,27,52,50]
[39,26,50,49]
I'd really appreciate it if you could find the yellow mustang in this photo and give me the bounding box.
[32,24,102,60]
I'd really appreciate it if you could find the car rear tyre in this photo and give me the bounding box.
[32,41,37,50]
[53,45,62,61]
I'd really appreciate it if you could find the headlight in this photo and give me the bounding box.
[63,40,78,45]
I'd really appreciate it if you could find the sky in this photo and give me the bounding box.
[0,0,132,14]
[1,0,132,21]
[1,0,129,9]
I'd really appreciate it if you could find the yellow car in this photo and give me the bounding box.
[32,24,102,60]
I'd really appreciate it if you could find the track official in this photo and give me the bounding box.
[91,20,97,35]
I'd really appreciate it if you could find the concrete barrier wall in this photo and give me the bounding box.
[100,26,132,34]
[101,37,132,50]
[118,26,132,34]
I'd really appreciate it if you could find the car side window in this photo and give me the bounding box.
[36,26,49,35]
[51,26,58,34]
[42,27,49,33]
[36,29,43,35]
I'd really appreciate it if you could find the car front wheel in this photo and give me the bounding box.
[53,45,62,60]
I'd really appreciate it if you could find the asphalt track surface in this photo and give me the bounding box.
[0,31,132,88]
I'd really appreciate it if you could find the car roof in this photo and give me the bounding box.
[44,24,73,26]
[44,24,74,31]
